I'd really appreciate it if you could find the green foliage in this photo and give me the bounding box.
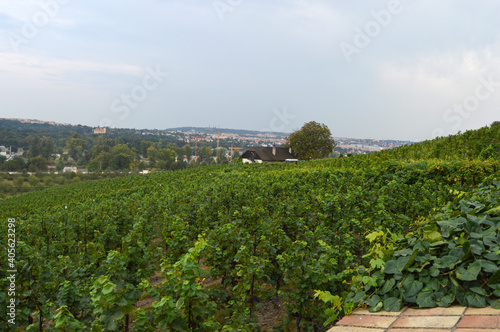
[314,291,355,326]
[198,146,214,163]
[52,306,88,331]
[153,238,220,331]
[324,182,500,321]
[56,160,65,172]
[287,121,336,160]
[91,275,136,331]
[26,135,55,159]
[28,157,48,172]
[1,156,25,171]
[1,126,500,330]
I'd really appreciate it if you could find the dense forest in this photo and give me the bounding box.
[0,123,499,331]
[0,119,214,172]
[0,120,250,198]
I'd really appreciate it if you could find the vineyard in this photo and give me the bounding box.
[1,125,500,331]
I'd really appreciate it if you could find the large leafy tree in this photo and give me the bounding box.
[28,156,48,172]
[287,121,336,160]
[26,135,55,159]
[1,156,26,171]
[198,146,213,163]
[110,144,135,170]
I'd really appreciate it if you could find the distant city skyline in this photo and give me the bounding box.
[1,1,499,141]
[1,116,413,159]
[1,116,416,145]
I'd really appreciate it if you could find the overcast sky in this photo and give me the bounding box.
[1,0,499,141]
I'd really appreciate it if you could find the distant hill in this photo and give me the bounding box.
[165,126,290,137]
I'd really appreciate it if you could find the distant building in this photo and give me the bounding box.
[241,146,297,163]
[63,166,78,173]
[0,146,6,156]
[94,127,107,134]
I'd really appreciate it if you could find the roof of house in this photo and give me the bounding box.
[241,147,296,162]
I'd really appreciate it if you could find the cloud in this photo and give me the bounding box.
[375,44,500,139]
[379,44,500,98]
[0,53,143,87]
[1,1,500,140]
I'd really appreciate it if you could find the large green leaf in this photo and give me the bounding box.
[379,278,396,295]
[365,294,381,307]
[456,261,482,281]
[384,260,398,274]
[416,290,436,308]
[466,293,487,308]
[469,287,487,296]
[429,266,440,277]
[436,293,455,307]
[402,276,423,298]
[369,301,383,312]
[488,298,500,309]
[470,240,485,255]
[434,255,460,269]
[437,220,459,237]
[478,259,499,274]
[396,255,411,272]
[383,297,402,312]
[488,270,500,288]
[461,241,471,260]
[485,250,500,261]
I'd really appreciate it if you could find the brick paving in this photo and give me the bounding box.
[327,306,500,332]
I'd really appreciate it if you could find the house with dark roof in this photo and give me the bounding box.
[240,146,298,163]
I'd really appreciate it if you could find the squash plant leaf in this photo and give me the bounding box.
[379,278,396,295]
[436,293,455,307]
[383,297,402,312]
[456,261,481,281]
[384,260,398,274]
[416,290,436,308]
[466,293,487,308]
[402,277,423,298]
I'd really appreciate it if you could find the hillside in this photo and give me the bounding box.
[1,125,499,331]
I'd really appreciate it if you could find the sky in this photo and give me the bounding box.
[0,0,499,141]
